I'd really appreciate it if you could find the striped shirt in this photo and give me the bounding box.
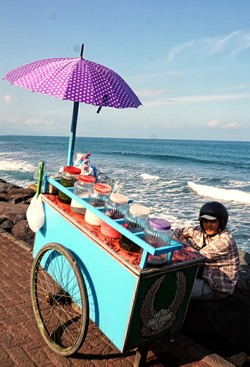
[174,226,240,294]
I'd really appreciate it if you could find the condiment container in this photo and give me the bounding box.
[144,218,173,266]
[120,204,150,252]
[70,175,96,214]
[100,193,129,238]
[85,183,112,226]
[58,166,81,204]
[104,193,129,219]
[47,174,60,194]
[123,204,150,231]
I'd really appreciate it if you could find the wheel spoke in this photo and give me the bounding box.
[30,243,89,356]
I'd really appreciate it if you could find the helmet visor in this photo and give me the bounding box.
[199,214,217,221]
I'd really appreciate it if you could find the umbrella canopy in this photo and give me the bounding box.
[4,45,142,164]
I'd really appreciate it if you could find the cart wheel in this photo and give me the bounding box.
[30,243,89,356]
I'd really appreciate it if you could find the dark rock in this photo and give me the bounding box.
[183,294,250,356]
[28,184,37,192]
[3,189,34,204]
[0,178,20,191]
[0,179,35,244]
[235,265,250,299]
[11,220,35,245]
[239,251,250,265]
[0,178,34,204]
[0,192,9,201]
[0,202,29,223]
[183,251,250,356]
[0,217,13,231]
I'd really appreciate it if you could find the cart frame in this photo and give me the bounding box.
[30,175,204,366]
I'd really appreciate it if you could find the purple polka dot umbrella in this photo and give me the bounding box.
[4,45,142,165]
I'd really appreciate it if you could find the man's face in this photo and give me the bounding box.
[202,218,220,236]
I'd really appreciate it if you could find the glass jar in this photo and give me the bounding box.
[85,183,112,226]
[124,204,150,231]
[100,193,129,238]
[104,193,129,219]
[88,183,112,207]
[120,204,150,252]
[70,175,96,214]
[47,173,60,194]
[144,218,173,266]
[58,166,81,204]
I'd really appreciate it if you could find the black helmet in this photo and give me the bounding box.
[199,201,228,231]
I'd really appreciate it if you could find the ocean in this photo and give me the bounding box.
[0,135,249,252]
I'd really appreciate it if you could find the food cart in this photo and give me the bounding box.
[30,174,204,366]
[5,47,204,366]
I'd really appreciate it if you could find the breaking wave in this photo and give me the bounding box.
[188,181,250,204]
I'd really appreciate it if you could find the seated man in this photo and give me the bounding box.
[173,201,240,300]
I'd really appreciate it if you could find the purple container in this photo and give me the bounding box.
[144,218,173,266]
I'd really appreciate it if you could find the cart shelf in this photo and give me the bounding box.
[43,175,202,272]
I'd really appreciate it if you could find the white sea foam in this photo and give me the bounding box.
[228,180,250,188]
[188,181,250,204]
[0,152,16,157]
[140,173,160,180]
[0,159,36,172]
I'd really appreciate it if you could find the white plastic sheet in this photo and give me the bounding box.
[26,161,45,232]
[26,194,45,232]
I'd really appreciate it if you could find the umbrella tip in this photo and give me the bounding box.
[80,44,84,58]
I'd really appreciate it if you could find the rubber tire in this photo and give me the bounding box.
[30,243,89,356]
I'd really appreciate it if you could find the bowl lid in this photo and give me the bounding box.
[78,175,96,183]
[110,193,128,204]
[129,203,150,216]
[149,218,171,230]
[94,183,112,194]
[64,166,81,175]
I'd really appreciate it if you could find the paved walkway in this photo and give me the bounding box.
[0,230,242,367]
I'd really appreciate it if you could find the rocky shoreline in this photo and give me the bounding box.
[0,179,36,246]
[0,178,249,357]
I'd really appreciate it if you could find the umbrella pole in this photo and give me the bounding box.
[67,101,79,166]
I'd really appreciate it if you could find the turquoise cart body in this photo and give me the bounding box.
[33,176,204,355]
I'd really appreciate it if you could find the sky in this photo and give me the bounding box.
[0,0,250,141]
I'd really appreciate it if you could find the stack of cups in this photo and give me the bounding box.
[74,152,91,174]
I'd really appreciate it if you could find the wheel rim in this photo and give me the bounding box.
[31,243,89,356]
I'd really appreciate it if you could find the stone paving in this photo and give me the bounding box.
[0,230,243,367]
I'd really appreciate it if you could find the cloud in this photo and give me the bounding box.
[1,94,11,103]
[207,120,220,127]
[137,89,166,98]
[166,30,250,62]
[216,83,250,93]
[221,122,242,129]
[0,113,19,124]
[24,118,53,126]
[207,120,242,129]
[164,123,183,129]
[0,114,54,129]
[143,93,250,107]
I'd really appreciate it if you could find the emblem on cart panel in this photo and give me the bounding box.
[140,272,187,337]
